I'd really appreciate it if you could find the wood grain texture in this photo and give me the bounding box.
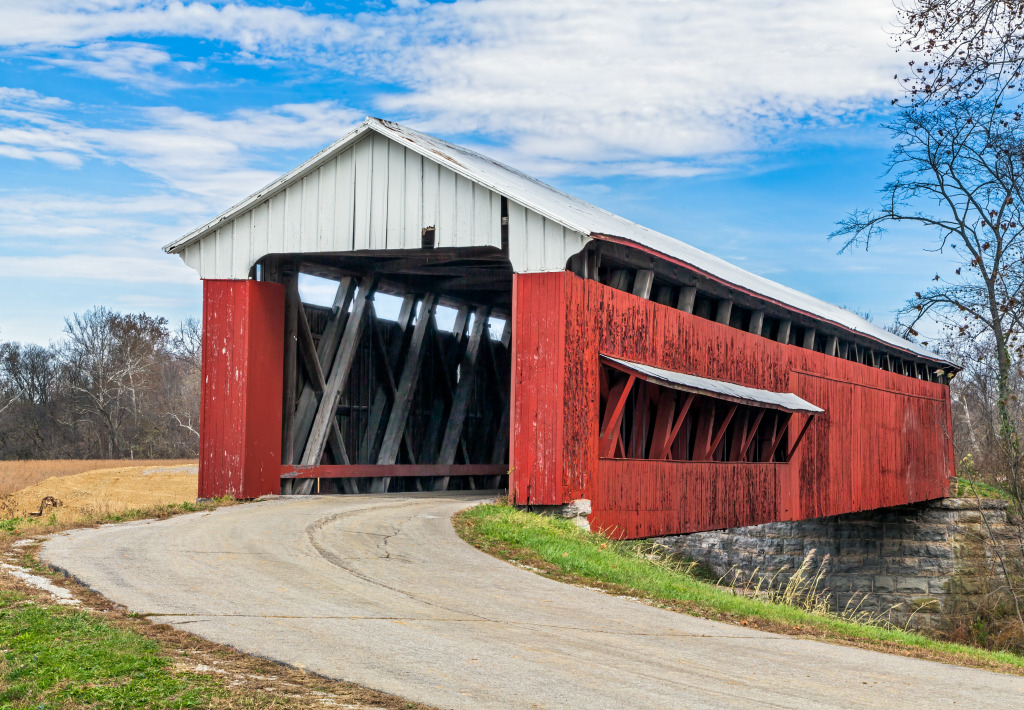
[199,279,284,499]
[510,271,954,537]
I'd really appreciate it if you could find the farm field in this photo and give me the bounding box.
[1,460,198,523]
[0,459,197,496]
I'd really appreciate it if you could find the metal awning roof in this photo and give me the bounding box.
[603,356,824,414]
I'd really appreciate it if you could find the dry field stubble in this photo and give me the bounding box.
[0,460,199,523]
[0,459,196,496]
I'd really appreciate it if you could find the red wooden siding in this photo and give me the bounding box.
[510,272,567,504]
[199,279,285,499]
[510,271,954,537]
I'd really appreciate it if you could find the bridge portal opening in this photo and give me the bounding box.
[259,248,513,495]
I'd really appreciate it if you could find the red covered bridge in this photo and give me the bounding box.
[164,117,957,539]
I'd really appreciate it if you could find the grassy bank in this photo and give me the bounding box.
[454,502,1024,675]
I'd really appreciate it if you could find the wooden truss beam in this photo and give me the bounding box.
[301,275,375,467]
[599,374,636,457]
[377,292,439,465]
[281,464,507,479]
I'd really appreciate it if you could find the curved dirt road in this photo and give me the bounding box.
[42,493,1024,709]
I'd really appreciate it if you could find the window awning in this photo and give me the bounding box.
[602,356,824,415]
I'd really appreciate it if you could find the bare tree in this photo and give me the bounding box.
[897,0,1024,105]
[61,308,169,458]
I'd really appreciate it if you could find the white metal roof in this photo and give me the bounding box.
[604,356,825,414]
[165,116,950,365]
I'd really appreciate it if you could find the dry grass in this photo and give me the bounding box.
[1,463,199,524]
[0,459,196,496]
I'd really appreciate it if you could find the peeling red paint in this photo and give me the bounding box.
[199,279,285,499]
[510,271,953,538]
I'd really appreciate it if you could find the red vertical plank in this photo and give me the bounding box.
[510,272,566,505]
[199,279,285,499]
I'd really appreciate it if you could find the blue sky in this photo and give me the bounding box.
[0,0,951,345]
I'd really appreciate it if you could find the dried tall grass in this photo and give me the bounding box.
[0,459,197,496]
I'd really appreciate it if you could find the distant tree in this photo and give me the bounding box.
[0,341,70,458]
[61,307,170,458]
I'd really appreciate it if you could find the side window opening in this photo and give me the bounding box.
[597,360,819,463]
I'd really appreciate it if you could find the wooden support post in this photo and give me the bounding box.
[776,319,791,344]
[599,374,636,458]
[653,285,673,305]
[436,306,490,489]
[291,278,356,461]
[296,304,350,468]
[660,393,695,460]
[802,326,816,350]
[630,380,651,458]
[839,340,849,359]
[300,275,375,468]
[762,412,792,462]
[748,310,764,337]
[715,299,733,325]
[728,410,749,461]
[825,335,838,357]
[377,292,439,465]
[737,409,766,461]
[585,248,599,280]
[281,272,299,466]
[361,294,417,464]
[632,269,655,299]
[693,400,717,460]
[677,285,697,314]
[647,390,677,460]
[787,415,816,459]
[707,404,738,459]
[609,270,630,291]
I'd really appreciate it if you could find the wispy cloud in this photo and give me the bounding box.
[0,94,363,204]
[0,0,902,175]
[35,41,201,92]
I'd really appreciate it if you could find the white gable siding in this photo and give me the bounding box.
[179,132,581,279]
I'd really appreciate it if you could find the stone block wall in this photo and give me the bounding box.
[654,498,1020,629]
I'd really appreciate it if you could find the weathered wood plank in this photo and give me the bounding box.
[677,285,697,314]
[776,318,791,344]
[291,277,357,460]
[632,269,654,299]
[748,310,764,337]
[300,275,375,466]
[282,464,507,479]
[438,306,489,465]
[377,292,438,464]
[281,272,299,465]
[296,303,350,467]
[715,299,733,325]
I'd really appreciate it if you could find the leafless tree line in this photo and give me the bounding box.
[0,307,201,460]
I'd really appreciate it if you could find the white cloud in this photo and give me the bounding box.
[0,0,904,175]
[0,96,363,205]
[37,41,198,91]
[0,253,197,283]
[368,0,903,172]
[0,1,357,56]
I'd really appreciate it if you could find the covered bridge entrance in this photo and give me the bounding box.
[166,117,958,538]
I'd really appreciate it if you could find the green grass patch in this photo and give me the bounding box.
[0,598,221,708]
[455,502,1024,674]
[954,477,1014,502]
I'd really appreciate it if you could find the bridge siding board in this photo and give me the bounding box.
[198,279,285,500]
[511,271,953,537]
